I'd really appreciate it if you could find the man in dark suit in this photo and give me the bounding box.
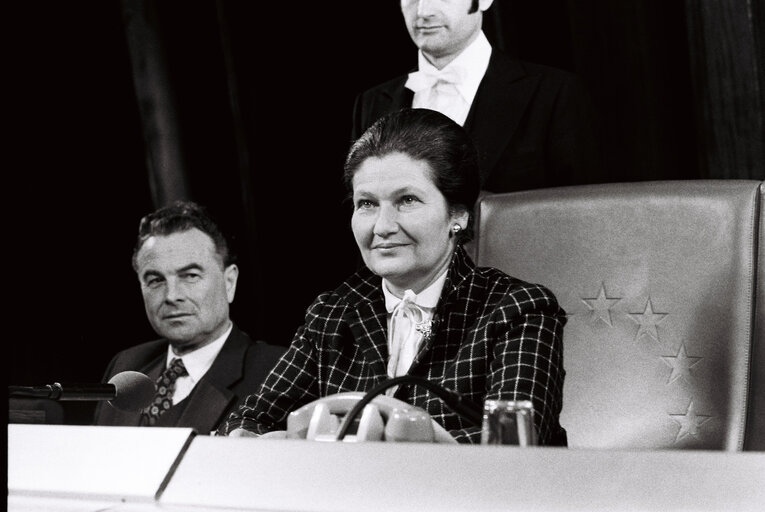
[94,201,285,434]
[352,0,600,192]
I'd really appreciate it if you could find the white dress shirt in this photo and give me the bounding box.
[165,322,232,405]
[405,30,492,126]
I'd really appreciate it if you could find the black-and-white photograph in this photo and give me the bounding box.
[8,1,765,511]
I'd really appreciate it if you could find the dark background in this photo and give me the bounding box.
[10,0,764,424]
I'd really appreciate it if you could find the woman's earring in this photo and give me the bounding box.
[452,224,462,235]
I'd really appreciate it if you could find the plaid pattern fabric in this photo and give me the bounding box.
[220,246,567,444]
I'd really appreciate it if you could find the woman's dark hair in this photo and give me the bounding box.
[343,108,481,243]
[132,201,234,271]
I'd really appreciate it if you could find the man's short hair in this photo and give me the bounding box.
[132,201,235,271]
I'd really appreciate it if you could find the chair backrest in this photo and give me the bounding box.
[474,180,763,450]
[750,182,765,450]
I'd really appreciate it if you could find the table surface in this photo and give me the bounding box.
[8,426,765,512]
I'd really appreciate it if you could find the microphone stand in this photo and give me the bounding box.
[9,383,115,401]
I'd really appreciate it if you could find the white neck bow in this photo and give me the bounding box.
[405,65,466,93]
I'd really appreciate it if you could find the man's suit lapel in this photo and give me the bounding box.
[375,54,539,187]
[375,79,414,120]
[172,326,247,434]
[464,52,540,184]
[168,380,229,434]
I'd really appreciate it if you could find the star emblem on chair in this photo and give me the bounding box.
[661,342,702,384]
[670,401,712,442]
[581,282,621,327]
[629,298,668,343]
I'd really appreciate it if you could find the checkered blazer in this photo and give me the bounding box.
[220,246,567,444]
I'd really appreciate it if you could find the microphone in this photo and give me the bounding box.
[335,375,483,441]
[8,371,156,412]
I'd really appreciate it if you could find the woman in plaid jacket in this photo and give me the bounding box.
[221,108,567,445]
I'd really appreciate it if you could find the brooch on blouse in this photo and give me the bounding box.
[414,319,436,342]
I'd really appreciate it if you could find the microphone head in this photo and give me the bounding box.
[107,371,156,412]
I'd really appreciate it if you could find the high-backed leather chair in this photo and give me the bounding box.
[475,180,763,450]
[750,182,765,450]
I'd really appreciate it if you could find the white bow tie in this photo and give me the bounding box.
[405,66,465,93]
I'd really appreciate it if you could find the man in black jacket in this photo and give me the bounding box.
[94,201,284,434]
[352,0,600,192]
